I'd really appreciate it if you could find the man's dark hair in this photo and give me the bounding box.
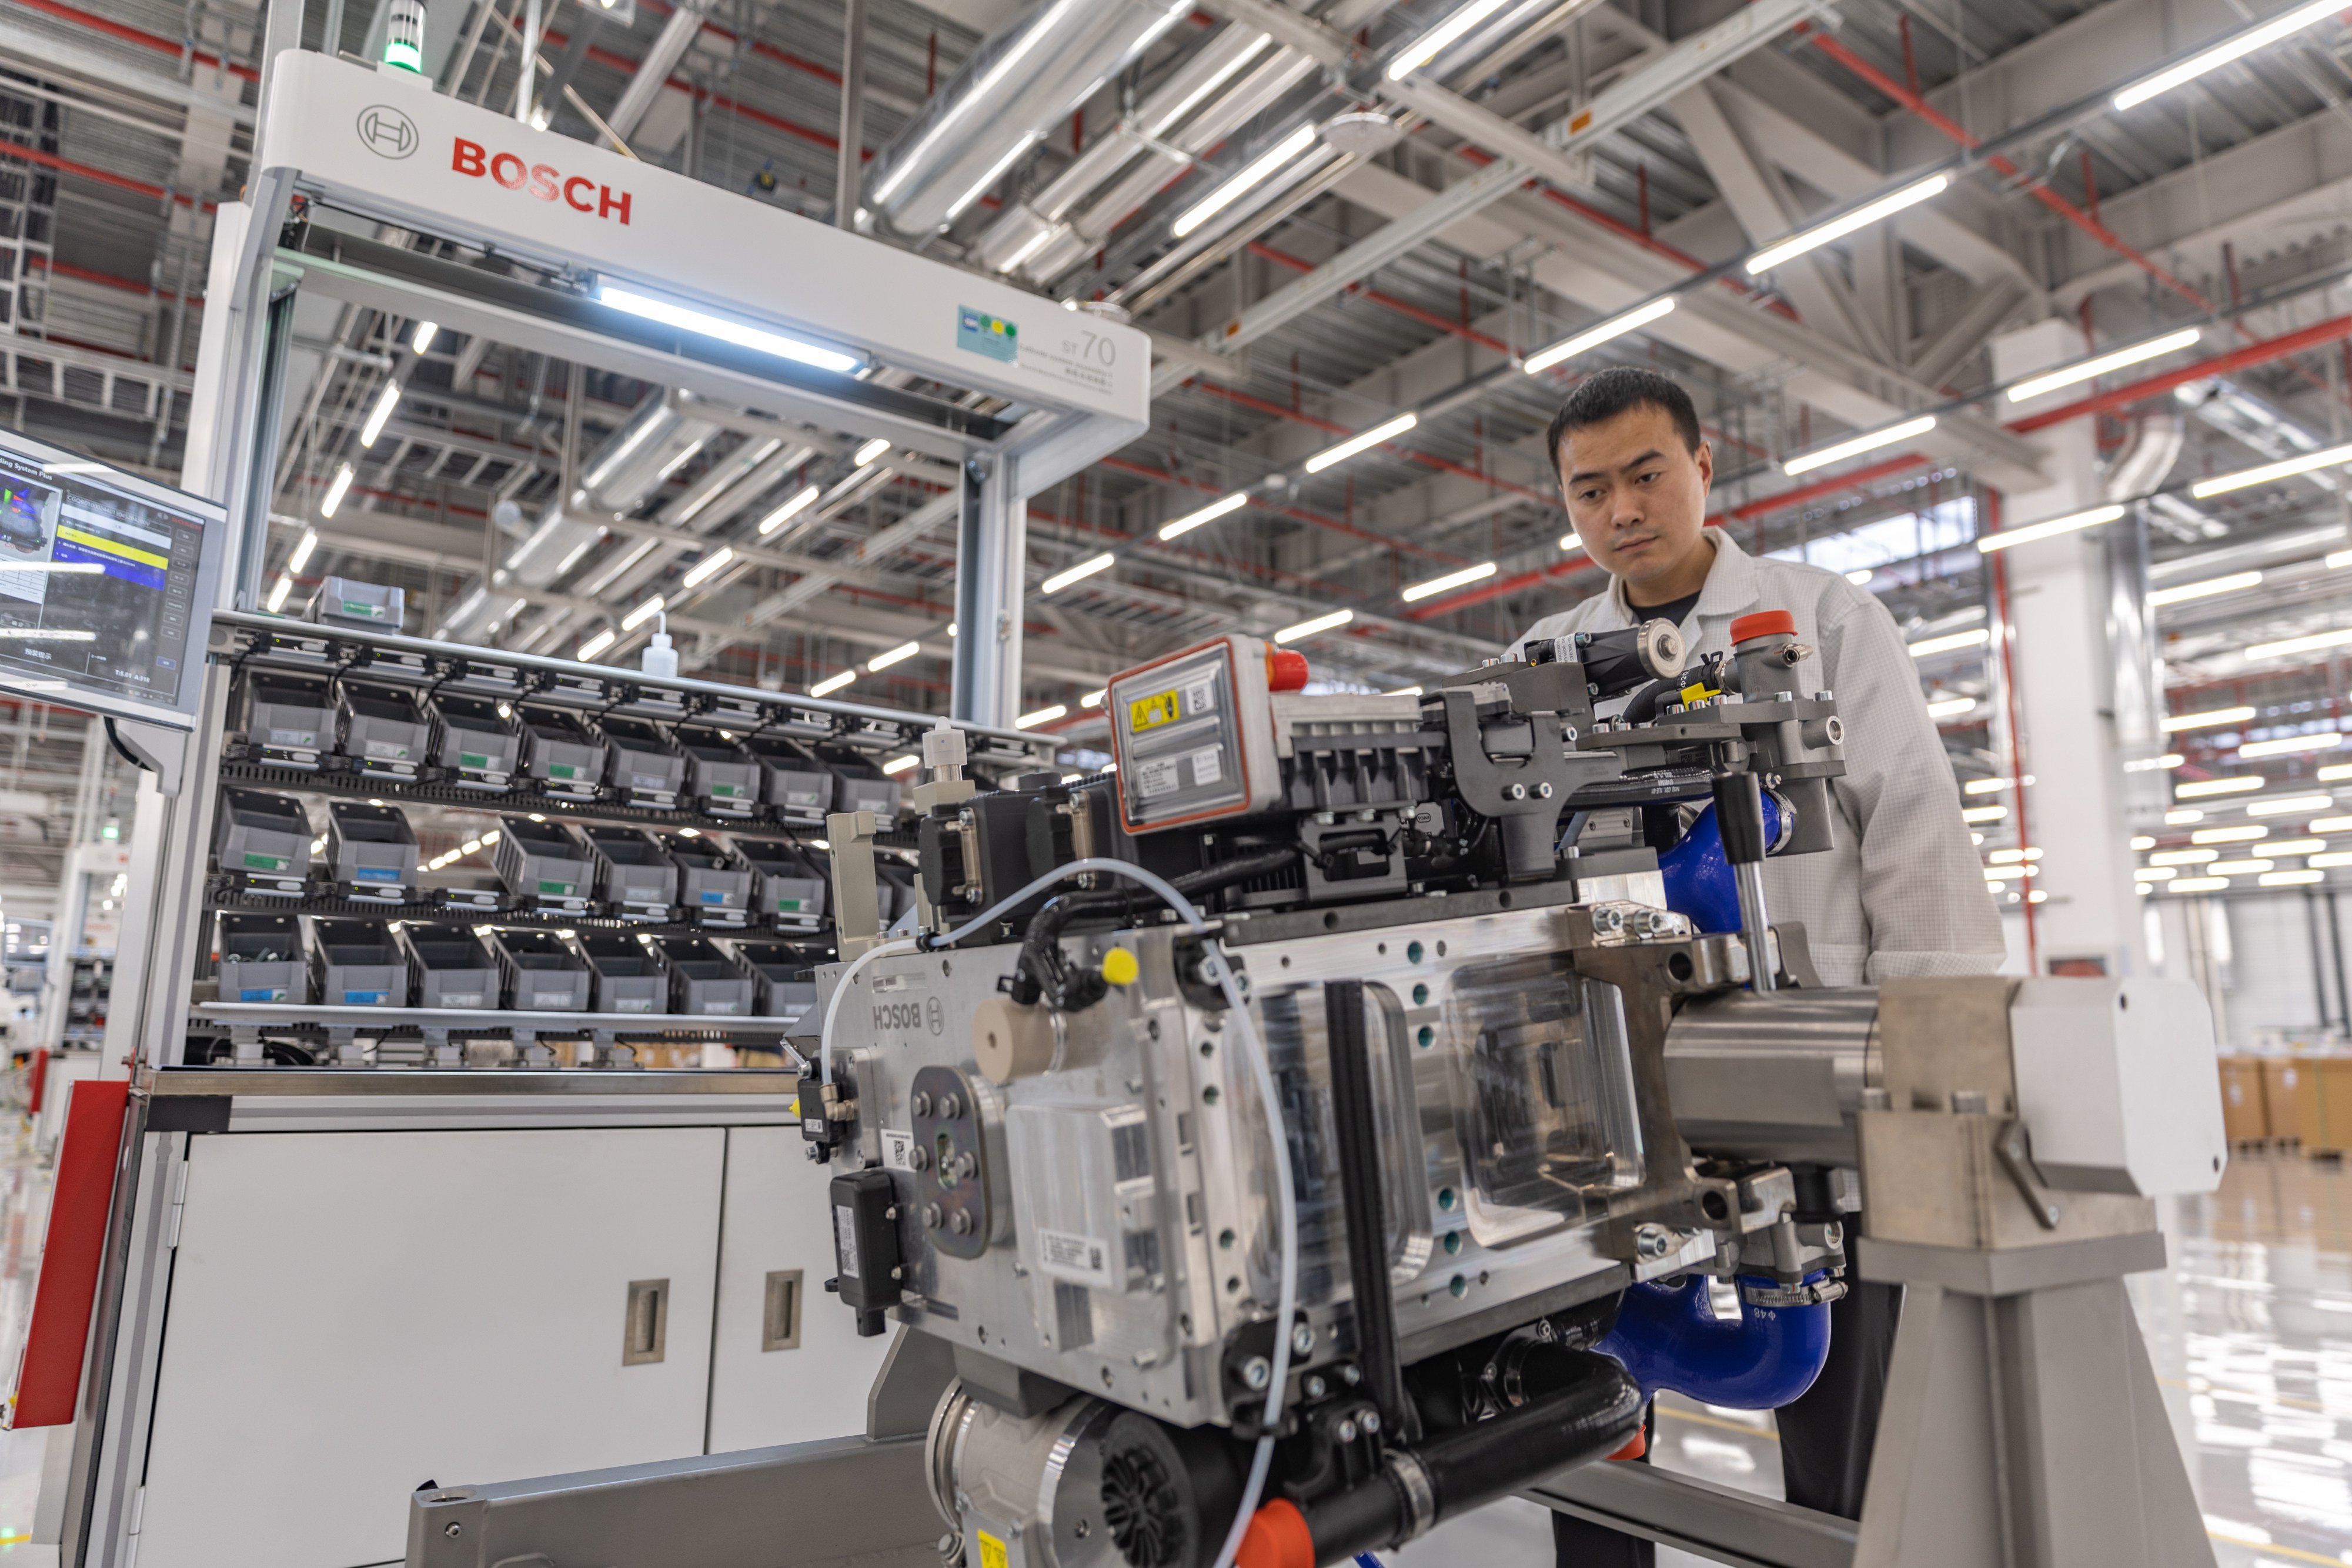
[1545,366,1703,472]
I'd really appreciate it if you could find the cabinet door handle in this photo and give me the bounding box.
[762,1269,802,1352]
[623,1278,669,1365]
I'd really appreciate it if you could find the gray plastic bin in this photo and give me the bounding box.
[215,788,312,896]
[579,932,667,1015]
[325,800,417,902]
[599,716,686,808]
[659,935,752,1016]
[676,727,761,817]
[428,693,519,790]
[734,842,828,934]
[731,941,818,1025]
[825,747,901,829]
[516,705,603,798]
[244,674,335,770]
[216,913,309,1005]
[398,923,499,1009]
[336,681,430,780]
[747,734,831,827]
[309,919,408,1007]
[493,930,591,1012]
[661,833,752,927]
[584,827,677,920]
[492,815,591,913]
[307,576,405,633]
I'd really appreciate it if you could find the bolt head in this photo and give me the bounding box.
[948,1208,974,1235]
[1361,1410,1381,1434]
[1291,1322,1315,1356]
[1337,1418,1359,1443]
[444,1522,463,1538]
[1537,781,1553,798]
[1506,782,1526,800]
[1305,1375,1327,1399]
[911,1092,932,1118]
[1242,1355,1272,1391]
[923,1203,943,1229]
[1634,1223,1672,1259]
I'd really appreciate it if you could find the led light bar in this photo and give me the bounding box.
[2006,327,2204,403]
[1274,607,1354,643]
[2320,765,2352,783]
[2313,851,2352,868]
[810,670,856,697]
[1082,688,1106,707]
[622,596,665,631]
[1401,561,1497,603]
[2263,868,2326,886]
[1041,553,1117,595]
[1522,297,1677,376]
[2164,808,2204,824]
[2190,441,2352,499]
[1960,804,2007,823]
[1561,533,1583,554]
[1783,414,1938,477]
[2163,706,2256,733]
[597,282,862,375]
[2122,753,2186,771]
[1907,628,1990,657]
[881,754,920,775]
[2137,865,2178,880]
[320,463,356,519]
[1746,175,1949,275]
[2267,838,2329,854]
[1925,696,1979,718]
[2190,825,2267,844]
[265,575,292,614]
[868,640,920,671]
[1385,0,1515,79]
[2150,570,2263,606]
[2114,0,2346,110]
[2176,776,2264,798]
[681,547,734,589]
[1172,122,1318,239]
[411,319,438,355]
[576,629,617,661]
[2169,876,2231,892]
[286,531,319,575]
[2249,793,2337,816]
[359,381,402,448]
[1015,704,1067,729]
[2240,733,2343,758]
[1305,412,1418,474]
[759,485,822,536]
[2247,627,2352,660]
[1976,504,2126,553]
[854,437,893,467]
[2207,858,2276,875]
[1160,492,1248,541]
[2149,848,2221,863]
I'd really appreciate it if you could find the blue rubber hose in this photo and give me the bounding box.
[1656,793,1785,936]
[1595,1271,1834,1409]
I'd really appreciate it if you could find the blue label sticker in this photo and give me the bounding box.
[239,987,283,1002]
[701,891,724,904]
[345,990,386,1005]
[957,306,1018,364]
[354,867,400,882]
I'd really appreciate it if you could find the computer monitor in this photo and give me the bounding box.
[0,427,226,732]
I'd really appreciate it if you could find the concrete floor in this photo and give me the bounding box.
[1394,1145,2352,1567]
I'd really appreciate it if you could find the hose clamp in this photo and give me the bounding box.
[1383,1450,1437,1543]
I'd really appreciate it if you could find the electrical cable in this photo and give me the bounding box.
[814,855,1299,1568]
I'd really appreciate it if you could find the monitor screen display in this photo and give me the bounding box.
[0,433,223,730]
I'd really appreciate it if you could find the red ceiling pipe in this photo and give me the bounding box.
[0,141,215,210]
[2007,312,2352,433]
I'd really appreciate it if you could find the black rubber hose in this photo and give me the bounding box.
[1009,847,1302,1009]
[1295,1352,1642,1564]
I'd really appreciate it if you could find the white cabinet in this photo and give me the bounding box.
[706,1126,890,1453]
[137,1127,726,1568]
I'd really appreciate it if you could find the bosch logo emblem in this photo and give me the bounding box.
[452,138,633,225]
[927,997,944,1036]
[355,104,419,159]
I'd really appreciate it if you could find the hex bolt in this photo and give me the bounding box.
[1242,1356,1272,1391]
[923,1203,943,1229]
[909,1146,930,1171]
[955,1152,978,1178]
[1291,1322,1315,1356]
[1339,1365,1361,1385]
[1633,1223,1672,1260]
[1337,1418,1359,1443]
[911,1092,932,1118]
[1304,1375,1327,1399]
[948,1209,974,1235]
[938,1092,964,1119]
[1361,1410,1381,1435]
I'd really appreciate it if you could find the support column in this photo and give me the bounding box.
[951,457,1025,728]
[834,0,867,229]
[1988,321,2154,978]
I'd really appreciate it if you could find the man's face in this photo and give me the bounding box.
[1555,404,1714,592]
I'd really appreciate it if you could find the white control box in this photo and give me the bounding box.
[2009,976,2227,1198]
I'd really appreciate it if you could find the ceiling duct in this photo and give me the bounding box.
[863,0,1194,238]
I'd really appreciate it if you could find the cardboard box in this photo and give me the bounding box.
[2263,1057,2313,1145]
[2221,1057,2270,1144]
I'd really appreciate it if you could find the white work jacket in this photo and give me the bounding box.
[1510,530,2005,986]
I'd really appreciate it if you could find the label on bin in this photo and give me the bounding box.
[631,771,667,788]
[344,990,387,1005]
[268,728,316,746]
[242,852,288,871]
[239,987,286,1002]
[701,1000,741,1015]
[785,787,822,807]
[530,992,573,1009]
[549,763,577,780]
[777,897,803,912]
[364,740,410,759]
[712,783,741,798]
[440,992,483,1008]
[343,600,387,619]
[538,879,576,895]
[355,867,400,884]
[700,891,724,905]
[612,998,655,1014]
[460,751,491,770]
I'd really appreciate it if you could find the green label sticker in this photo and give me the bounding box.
[537,879,576,895]
[343,600,385,618]
[243,852,287,871]
[777,897,803,912]
[459,751,490,769]
[957,306,1018,363]
[549,763,576,779]
[712,783,740,797]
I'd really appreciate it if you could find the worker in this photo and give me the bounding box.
[1520,367,2003,1563]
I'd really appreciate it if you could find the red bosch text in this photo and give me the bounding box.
[451,138,632,225]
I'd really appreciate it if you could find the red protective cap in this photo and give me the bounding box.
[1608,1428,1649,1462]
[1267,648,1311,692]
[1729,610,1796,646]
[1236,1499,1315,1568]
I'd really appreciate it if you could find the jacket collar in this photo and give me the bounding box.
[1605,527,1765,626]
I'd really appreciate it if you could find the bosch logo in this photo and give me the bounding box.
[452,138,632,225]
[355,104,419,159]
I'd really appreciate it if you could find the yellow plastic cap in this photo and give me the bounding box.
[1101,948,1141,987]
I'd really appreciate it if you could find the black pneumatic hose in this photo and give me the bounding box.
[1294,1352,1643,1564]
[1010,847,1302,1010]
